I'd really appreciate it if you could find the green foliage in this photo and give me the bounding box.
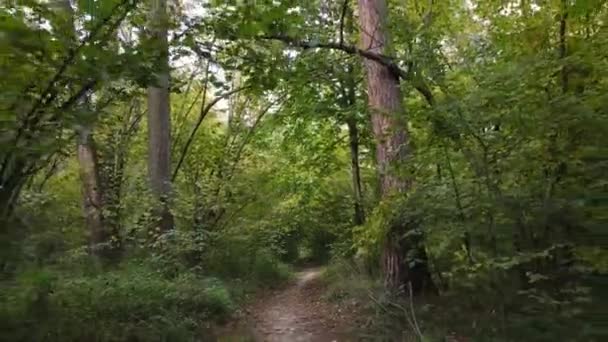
[1,0,606,341]
[321,259,380,303]
[0,263,233,341]
[202,234,293,287]
[250,249,293,285]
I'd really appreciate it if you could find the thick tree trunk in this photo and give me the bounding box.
[147,0,173,231]
[76,129,109,256]
[357,0,435,293]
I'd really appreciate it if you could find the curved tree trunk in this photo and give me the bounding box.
[357,0,435,294]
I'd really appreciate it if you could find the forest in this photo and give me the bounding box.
[0,0,606,341]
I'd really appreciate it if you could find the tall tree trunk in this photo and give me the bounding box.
[54,0,112,258]
[357,0,435,293]
[339,2,365,226]
[347,116,365,226]
[76,129,109,256]
[344,66,365,225]
[147,0,173,231]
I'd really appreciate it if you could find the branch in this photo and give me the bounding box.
[58,79,98,111]
[209,98,284,227]
[171,86,251,181]
[126,109,146,136]
[225,97,285,182]
[339,0,349,46]
[18,0,138,129]
[261,34,445,109]
[412,78,436,107]
[1,0,137,180]
[262,34,408,80]
[172,61,210,154]
[180,22,437,107]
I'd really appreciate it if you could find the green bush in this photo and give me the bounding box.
[202,234,292,287]
[203,235,253,279]
[251,249,293,286]
[0,263,234,342]
[321,258,380,303]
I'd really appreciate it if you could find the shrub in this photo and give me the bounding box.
[321,258,380,303]
[202,234,292,288]
[251,249,293,286]
[0,263,234,342]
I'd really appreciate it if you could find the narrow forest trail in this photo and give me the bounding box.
[217,268,360,342]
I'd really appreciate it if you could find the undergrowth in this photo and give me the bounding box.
[0,243,293,342]
[321,258,605,342]
[0,262,230,341]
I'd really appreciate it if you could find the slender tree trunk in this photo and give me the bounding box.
[344,74,365,226]
[76,129,109,256]
[357,0,435,293]
[147,0,173,231]
[347,116,365,225]
[339,3,365,226]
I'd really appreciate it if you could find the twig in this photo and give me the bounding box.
[171,86,251,181]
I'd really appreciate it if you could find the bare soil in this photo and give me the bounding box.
[216,268,361,342]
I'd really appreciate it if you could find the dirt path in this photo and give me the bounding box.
[217,268,358,341]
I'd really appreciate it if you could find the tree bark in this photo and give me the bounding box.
[76,129,109,256]
[147,0,173,231]
[347,116,365,226]
[357,0,435,293]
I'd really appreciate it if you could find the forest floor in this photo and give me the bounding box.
[216,267,363,341]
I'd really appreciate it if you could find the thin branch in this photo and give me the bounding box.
[171,86,250,181]
[18,0,137,130]
[261,34,408,80]
[225,97,285,183]
[1,0,137,179]
[175,64,202,123]
[126,109,146,136]
[36,156,62,192]
[173,61,210,154]
[208,96,286,227]
[59,79,98,111]
[261,34,441,109]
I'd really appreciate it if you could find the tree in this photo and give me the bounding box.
[52,0,112,258]
[76,128,109,256]
[338,3,365,226]
[146,0,173,231]
[344,79,365,226]
[357,0,435,293]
